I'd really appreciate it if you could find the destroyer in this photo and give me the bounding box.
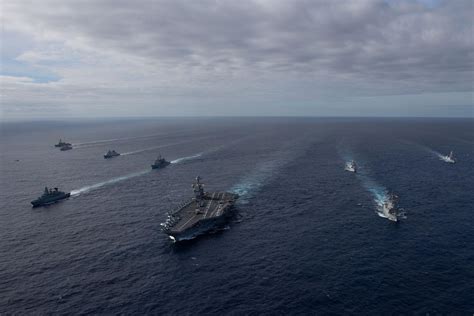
[151,154,171,169]
[54,139,71,148]
[104,150,120,159]
[345,160,357,173]
[161,176,239,242]
[441,151,456,164]
[380,192,401,222]
[31,187,70,207]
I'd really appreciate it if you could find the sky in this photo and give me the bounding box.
[1,0,473,120]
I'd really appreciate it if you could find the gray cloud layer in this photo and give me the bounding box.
[1,0,473,118]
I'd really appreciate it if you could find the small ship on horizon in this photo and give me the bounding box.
[104,150,120,159]
[151,154,171,169]
[440,151,456,164]
[54,139,71,148]
[345,160,357,173]
[380,192,402,222]
[161,176,239,242]
[31,187,70,207]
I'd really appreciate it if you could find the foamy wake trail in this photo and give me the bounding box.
[169,137,249,164]
[73,133,165,147]
[401,140,447,161]
[369,187,389,218]
[426,148,445,160]
[337,145,404,220]
[70,150,206,195]
[422,146,453,162]
[230,158,288,203]
[356,170,391,218]
[70,170,150,196]
[171,153,203,164]
[70,139,250,197]
[113,139,202,156]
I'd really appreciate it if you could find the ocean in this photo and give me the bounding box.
[1,117,473,314]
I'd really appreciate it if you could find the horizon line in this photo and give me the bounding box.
[1,115,473,123]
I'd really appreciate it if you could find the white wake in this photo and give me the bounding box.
[171,153,203,164]
[70,169,150,196]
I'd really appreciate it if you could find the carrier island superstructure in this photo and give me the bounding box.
[161,177,239,242]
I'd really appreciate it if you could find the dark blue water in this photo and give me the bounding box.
[1,118,473,314]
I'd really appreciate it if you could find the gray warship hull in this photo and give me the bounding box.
[31,193,71,207]
[104,153,120,159]
[151,161,170,169]
[162,191,238,242]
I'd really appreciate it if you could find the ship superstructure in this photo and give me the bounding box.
[441,151,456,164]
[104,150,120,159]
[151,154,171,169]
[54,139,71,148]
[345,160,357,173]
[381,192,401,222]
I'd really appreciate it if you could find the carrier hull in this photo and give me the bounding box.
[166,201,235,241]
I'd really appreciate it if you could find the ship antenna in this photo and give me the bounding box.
[192,176,205,203]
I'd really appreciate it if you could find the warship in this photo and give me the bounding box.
[161,176,239,242]
[104,150,120,159]
[380,192,401,222]
[441,150,456,164]
[60,143,73,151]
[54,139,71,148]
[31,187,71,207]
[345,160,357,173]
[151,154,171,169]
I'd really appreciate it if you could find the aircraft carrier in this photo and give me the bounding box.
[161,176,239,242]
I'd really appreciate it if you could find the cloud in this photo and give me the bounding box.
[1,0,473,118]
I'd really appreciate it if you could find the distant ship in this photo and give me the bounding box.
[441,151,456,164]
[60,143,73,151]
[104,150,120,159]
[381,192,400,222]
[345,160,357,173]
[151,154,170,169]
[54,139,71,148]
[161,176,239,242]
[31,187,70,207]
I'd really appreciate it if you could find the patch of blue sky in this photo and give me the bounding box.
[384,0,442,8]
[1,58,61,83]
